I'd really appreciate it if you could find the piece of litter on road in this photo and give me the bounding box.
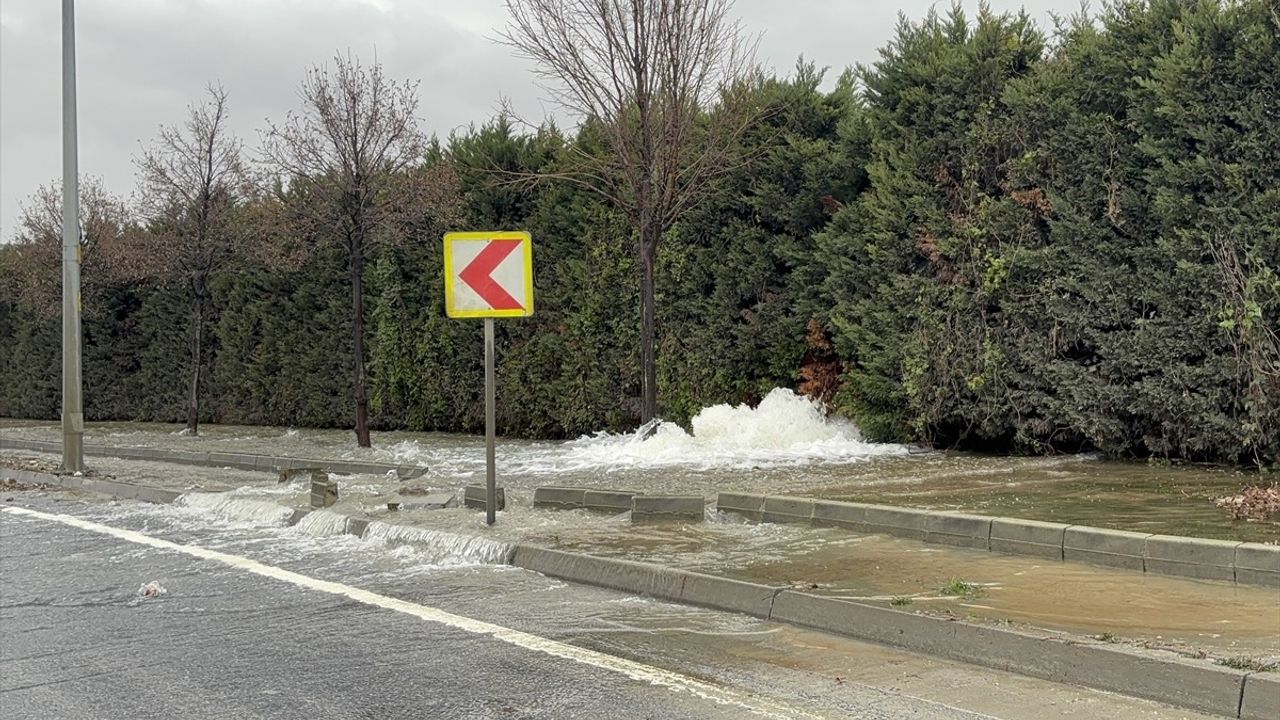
[137,581,167,599]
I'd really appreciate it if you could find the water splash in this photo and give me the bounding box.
[363,521,513,566]
[377,389,908,475]
[548,389,909,472]
[293,510,351,536]
[176,493,295,527]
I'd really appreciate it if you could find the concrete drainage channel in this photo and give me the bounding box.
[3,466,1277,720]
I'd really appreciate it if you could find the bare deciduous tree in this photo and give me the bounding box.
[262,54,425,448]
[7,177,132,316]
[502,0,757,423]
[136,84,246,436]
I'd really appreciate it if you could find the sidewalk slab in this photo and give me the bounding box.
[1064,526,1150,571]
[1234,543,1280,588]
[1144,535,1241,582]
[990,518,1067,560]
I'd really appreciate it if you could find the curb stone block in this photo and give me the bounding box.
[83,478,181,504]
[811,500,875,531]
[347,518,370,538]
[923,512,992,550]
[584,490,637,513]
[677,573,782,617]
[395,465,428,480]
[1234,543,1280,588]
[463,484,506,512]
[860,505,930,540]
[761,496,813,524]
[511,545,685,598]
[533,486,588,509]
[1242,671,1280,720]
[714,492,766,519]
[989,518,1067,560]
[206,452,244,468]
[1144,535,1241,582]
[631,495,704,521]
[1064,526,1150,571]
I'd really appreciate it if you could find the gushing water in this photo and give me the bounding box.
[176,492,295,526]
[362,521,513,566]
[546,389,909,472]
[294,510,351,536]
[383,389,909,475]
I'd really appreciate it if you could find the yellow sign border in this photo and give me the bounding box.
[444,231,534,319]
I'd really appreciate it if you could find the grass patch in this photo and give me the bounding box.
[890,596,913,607]
[1217,656,1279,672]
[939,578,983,598]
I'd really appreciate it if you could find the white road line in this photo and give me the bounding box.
[2,505,821,720]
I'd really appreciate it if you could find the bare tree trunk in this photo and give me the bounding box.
[639,228,658,423]
[350,232,371,448]
[187,289,203,436]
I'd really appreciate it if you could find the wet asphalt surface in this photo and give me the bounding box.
[0,493,1226,720]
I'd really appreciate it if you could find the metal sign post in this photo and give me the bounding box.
[443,231,534,526]
[483,318,496,525]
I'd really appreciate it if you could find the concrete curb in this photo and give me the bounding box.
[3,470,1269,719]
[508,540,1259,718]
[0,438,428,480]
[718,492,1280,588]
[630,495,704,522]
[1,467,181,504]
[1242,671,1280,720]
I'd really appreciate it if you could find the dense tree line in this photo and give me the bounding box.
[1,1,1276,465]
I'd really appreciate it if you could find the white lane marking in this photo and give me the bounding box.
[2,505,821,720]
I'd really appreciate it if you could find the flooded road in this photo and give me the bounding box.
[4,390,1275,542]
[3,493,1239,720]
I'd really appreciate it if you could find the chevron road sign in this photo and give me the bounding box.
[442,230,535,526]
[444,231,534,319]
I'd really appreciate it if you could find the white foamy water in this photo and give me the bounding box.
[383,389,909,475]
[362,521,513,566]
[293,510,351,536]
[175,493,296,526]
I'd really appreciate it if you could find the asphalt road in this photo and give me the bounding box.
[0,493,1221,720]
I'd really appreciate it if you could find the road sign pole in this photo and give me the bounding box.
[444,230,533,526]
[484,318,496,526]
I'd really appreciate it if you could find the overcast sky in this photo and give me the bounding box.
[0,0,1081,241]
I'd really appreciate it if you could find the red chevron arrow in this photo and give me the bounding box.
[459,238,524,310]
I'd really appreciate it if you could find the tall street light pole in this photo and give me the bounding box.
[61,0,85,472]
